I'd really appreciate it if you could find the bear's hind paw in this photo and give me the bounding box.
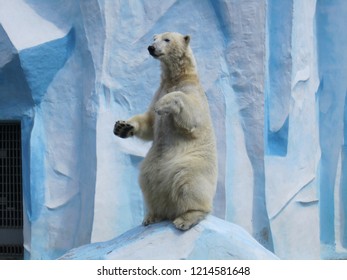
[142,215,162,226]
[173,217,193,231]
[173,211,207,231]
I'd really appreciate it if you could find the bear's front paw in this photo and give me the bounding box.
[113,121,134,138]
[154,95,181,116]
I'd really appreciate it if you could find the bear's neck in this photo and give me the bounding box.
[160,53,198,83]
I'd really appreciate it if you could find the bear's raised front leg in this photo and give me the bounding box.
[173,210,208,231]
[154,92,182,116]
[154,91,201,134]
[114,112,154,140]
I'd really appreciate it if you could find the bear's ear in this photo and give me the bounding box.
[184,35,190,45]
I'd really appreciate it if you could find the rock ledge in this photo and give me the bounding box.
[60,216,278,260]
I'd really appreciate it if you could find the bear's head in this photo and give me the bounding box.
[148,32,191,63]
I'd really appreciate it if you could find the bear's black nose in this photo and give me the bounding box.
[148,45,155,55]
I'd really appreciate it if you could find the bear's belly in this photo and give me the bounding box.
[139,145,181,192]
[139,142,214,197]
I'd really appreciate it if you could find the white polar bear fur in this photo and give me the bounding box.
[114,32,217,230]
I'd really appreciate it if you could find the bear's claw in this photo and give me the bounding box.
[114,121,134,138]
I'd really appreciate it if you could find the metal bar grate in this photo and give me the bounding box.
[0,122,23,260]
[0,244,23,260]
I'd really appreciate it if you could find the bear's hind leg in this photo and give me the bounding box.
[142,213,164,227]
[173,210,208,231]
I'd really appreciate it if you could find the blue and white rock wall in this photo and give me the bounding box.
[0,0,346,259]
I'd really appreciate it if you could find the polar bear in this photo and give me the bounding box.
[113,32,217,230]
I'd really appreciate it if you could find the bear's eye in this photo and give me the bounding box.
[164,38,170,43]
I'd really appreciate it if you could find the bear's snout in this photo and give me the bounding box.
[148,45,156,56]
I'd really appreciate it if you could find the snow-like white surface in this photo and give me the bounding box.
[60,215,278,260]
[0,0,67,50]
[0,0,346,260]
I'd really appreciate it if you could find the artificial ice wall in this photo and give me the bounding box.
[0,0,346,259]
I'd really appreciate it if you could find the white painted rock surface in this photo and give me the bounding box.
[60,216,278,260]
